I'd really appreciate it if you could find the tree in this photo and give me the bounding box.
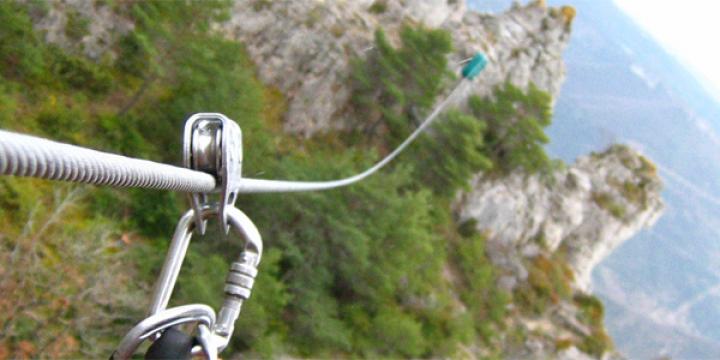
[469,83,555,174]
[0,2,45,81]
[114,1,232,117]
[350,26,454,145]
[413,110,492,195]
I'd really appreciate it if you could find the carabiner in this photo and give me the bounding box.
[113,206,263,359]
[112,304,215,359]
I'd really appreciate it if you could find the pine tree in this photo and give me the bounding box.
[469,83,555,174]
[351,26,453,145]
[413,110,492,195]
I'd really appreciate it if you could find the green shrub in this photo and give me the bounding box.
[48,46,113,94]
[371,307,426,357]
[452,231,510,345]
[128,189,181,237]
[621,180,646,206]
[369,0,388,14]
[65,9,90,41]
[514,254,574,315]
[0,85,19,128]
[592,192,626,219]
[350,25,453,145]
[233,248,291,355]
[573,294,613,357]
[578,331,612,357]
[252,0,272,11]
[556,337,574,350]
[0,183,145,358]
[639,155,657,177]
[413,110,492,195]
[28,93,102,143]
[305,6,323,28]
[115,32,152,77]
[574,294,604,323]
[0,2,46,81]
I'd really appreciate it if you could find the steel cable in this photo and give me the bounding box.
[0,130,216,192]
[0,78,469,194]
[234,80,466,193]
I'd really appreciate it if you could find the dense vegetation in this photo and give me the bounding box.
[469,83,561,175]
[0,1,609,358]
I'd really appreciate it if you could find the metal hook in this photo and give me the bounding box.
[113,206,262,359]
[112,304,215,360]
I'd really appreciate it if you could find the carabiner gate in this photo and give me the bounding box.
[113,204,262,359]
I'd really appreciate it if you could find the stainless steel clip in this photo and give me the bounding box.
[113,206,263,359]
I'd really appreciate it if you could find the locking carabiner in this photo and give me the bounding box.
[112,206,263,359]
[113,304,216,359]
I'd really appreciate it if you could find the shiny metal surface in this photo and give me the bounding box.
[183,113,243,234]
[116,205,263,359]
[194,324,217,359]
[0,130,216,192]
[147,208,196,316]
[113,304,215,360]
[149,206,262,317]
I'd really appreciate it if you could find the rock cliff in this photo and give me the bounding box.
[221,0,662,296]
[222,0,573,136]
[453,146,662,358]
[456,145,664,292]
[29,0,134,60]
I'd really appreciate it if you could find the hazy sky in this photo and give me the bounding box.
[612,0,720,101]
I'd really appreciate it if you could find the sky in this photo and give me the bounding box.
[612,0,720,101]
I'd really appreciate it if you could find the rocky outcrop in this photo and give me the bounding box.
[455,145,664,291]
[453,145,662,358]
[29,0,134,60]
[222,0,573,136]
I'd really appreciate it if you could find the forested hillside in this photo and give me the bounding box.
[0,1,657,358]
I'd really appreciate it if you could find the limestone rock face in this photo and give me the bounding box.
[31,0,134,60]
[455,145,664,291]
[222,0,572,136]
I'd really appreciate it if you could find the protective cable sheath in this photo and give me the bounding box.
[0,130,216,192]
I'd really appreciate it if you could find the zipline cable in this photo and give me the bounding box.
[234,81,466,193]
[0,130,216,192]
[0,81,459,194]
[0,53,487,194]
[213,51,487,193]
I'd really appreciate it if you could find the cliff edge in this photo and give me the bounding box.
[456,145,664,292]
[223,0,573,135]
